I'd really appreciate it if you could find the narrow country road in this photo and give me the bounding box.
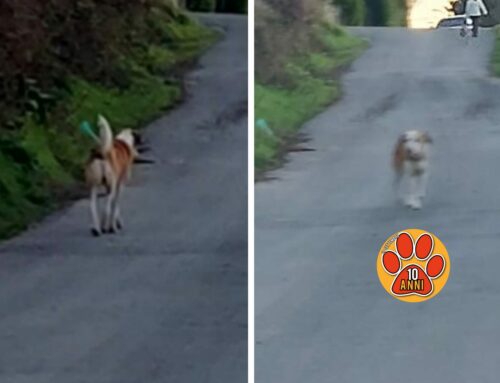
[256,28,500,382]
[0,14,247,383]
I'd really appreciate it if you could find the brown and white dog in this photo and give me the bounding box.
[85,115,139,236]
[393,130,433,210]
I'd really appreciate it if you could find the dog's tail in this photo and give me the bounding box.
[97,115,113,155]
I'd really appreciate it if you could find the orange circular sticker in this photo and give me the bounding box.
[377,229,450,302]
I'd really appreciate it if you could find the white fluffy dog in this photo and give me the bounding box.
[85,116,139,236]
[393,130,433,210]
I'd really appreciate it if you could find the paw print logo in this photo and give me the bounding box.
[377,229,450,302]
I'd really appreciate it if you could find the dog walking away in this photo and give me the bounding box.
[85,115,138,236]
[393,130,433,210]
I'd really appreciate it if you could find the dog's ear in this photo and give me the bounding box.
[396,133,407,146]
[422,132,433,144]
[394,134,406,157]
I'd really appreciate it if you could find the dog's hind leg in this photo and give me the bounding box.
[112,184,123,231]
[115,206,123,230]
[90,187,101,236]
[104,182,117,233]
[104,180,123,234]
[393,170,404,203]
[417,171,429,200]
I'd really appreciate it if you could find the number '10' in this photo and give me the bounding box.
[407,268,418,281]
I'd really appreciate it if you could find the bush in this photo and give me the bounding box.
[216,0,247,13]
[364,0,406,26]
[482,0,500,27]
[255,0,367,171]
[364,0,389,25]
[0,0,156,120]
[0,0,216,238]
[491,26,500,76]
[333,0,366,25]
[256,0,329,84]
[186,0,216,11]
[333,0,407,26]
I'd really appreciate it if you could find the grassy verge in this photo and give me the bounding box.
[255,24,367,172]
[0,15,217,239]
[492,26,500,76]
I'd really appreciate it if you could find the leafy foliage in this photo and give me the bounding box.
[0,1,216,238]
[186,0,216,11]
[491,26,500,76]
[333,0,407,26]
[333,0,366,25]
[482,0,500,27]
[255,0,367,171]
[216,0,247,13]
[0,0,204,126]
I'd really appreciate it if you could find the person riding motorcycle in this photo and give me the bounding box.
[465,0,489,37]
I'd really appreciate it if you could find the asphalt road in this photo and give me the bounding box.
[256,28,500,382]
[0,14,247,383]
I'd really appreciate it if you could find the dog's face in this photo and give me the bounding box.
[116,129,141,157]
[399,130,432,161]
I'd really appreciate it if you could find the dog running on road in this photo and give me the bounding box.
[393,130,433,210]
[85,115,139,236]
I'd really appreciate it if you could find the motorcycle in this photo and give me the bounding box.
[460,17,474,41]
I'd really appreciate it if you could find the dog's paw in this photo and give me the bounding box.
[404,197,422,210]
[403,198,414,208]
[411,200,422,210]
[91,228,102,237]
[101,226,116,234]
[103,224,119,234]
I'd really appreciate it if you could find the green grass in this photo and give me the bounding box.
[255,24,367,172]
[0,15,217,239]
[492,26,500,76]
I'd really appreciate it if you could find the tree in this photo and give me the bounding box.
[216,0,247,13]
[446,0,464,14]
[186,0,216,11]
[332,0,366,25]
[364,0,389,25]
